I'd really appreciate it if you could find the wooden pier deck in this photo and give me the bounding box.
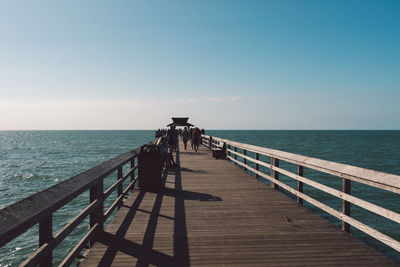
[80,141,396,266]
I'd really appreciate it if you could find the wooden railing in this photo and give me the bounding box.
[0,142,152,266]
[202,135,400,253]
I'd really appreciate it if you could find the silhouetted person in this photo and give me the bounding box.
[156,135,177,169]
[192,127,201,152]
[167,125,178,152]
[182,127,189,150]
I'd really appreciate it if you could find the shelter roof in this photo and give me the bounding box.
[167,117,194,127]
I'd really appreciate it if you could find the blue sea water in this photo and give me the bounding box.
[0,130,155,266]
[0,130,399,265]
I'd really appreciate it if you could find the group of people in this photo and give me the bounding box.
[181,127,202,151]
[155,126,205,170]
[155,129,168,138]
[155,129,178,170]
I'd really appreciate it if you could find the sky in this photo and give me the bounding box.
[0,0,399,130]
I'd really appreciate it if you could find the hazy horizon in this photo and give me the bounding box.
[1,129,400,131]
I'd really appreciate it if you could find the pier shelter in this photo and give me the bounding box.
[167,117,194,128]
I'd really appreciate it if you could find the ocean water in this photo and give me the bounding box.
[0,130,155,266]
[0,130,399,265]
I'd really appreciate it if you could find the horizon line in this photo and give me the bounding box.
[1,129,399,131]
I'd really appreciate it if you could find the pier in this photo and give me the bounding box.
[80,139,397,266]
[0,136,399,266]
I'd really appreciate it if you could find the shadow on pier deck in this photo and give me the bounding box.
[80,141,396,266]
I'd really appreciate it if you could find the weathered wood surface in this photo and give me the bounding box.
[224,139,400,252]
[80,141,397,266]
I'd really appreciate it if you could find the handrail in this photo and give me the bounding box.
[201,135,400,253]
[0,141,152,266]
[203,135,400,194]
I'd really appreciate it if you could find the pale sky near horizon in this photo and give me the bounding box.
[0,0,399,130]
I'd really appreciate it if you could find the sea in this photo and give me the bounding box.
[0,130,399,265]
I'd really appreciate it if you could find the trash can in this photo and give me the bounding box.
[138,144,163,190]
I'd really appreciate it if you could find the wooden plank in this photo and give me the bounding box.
[271,157,279,189]
[60,224,101,267]
[273,165,400,224]
[297,165,303,205]
[103,166,136,198]
[90,180,103,247]
[39,215,52,267]
[255,153,259,179]
[227,156,400,253]
[243,149,247,171]
[228,148,400,224]
[80,141,397,266]
[342,178,351,233]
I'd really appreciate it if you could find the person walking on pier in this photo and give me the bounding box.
[182,127,189,150]
[167,125,178,152]
[189,128,194,149]
[192,127,201,152]
[156,135,178,169]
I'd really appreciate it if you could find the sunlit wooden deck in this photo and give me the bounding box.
[80,141,396,266]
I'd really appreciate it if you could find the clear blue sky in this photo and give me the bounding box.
[0,0,399,130]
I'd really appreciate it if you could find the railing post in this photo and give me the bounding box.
[39,215,53,267]
[243,149,247,171]
[209,136,213,149]
[131,157,135,191]
[90,180,104,247]
[297,165,303,205]
[255,153,259,179]
[118,166,123,209]
[234,147,237,166]
[271,157,279,190]
[342,178,351,233]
